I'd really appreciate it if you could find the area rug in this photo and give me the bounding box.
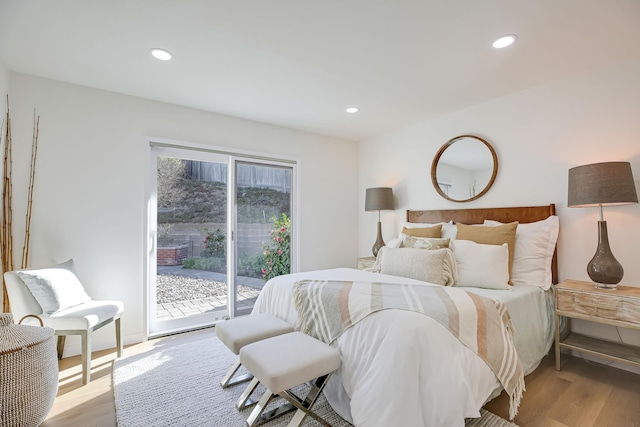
[113,333,519,427]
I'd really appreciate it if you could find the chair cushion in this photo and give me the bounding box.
[16,259,92,315]
[215,313,293,355]
[240,332,341,393]
[42,300,124,330]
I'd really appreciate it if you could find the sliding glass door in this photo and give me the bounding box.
[148,145,295,336]
[231,160,293,317]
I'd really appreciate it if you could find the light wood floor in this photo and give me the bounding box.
[42,328,640,427]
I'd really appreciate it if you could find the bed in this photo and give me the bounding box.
[252,205,559,427]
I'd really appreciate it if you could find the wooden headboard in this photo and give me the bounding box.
[407,204,558,284]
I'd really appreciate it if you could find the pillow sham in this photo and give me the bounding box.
[401,225,442,238]
[402,221,457,240]
[377,247,457,286]
[401,236,450,250]
[456,221,518,283]
[17,259,92,315]
[388,224,445,248]
[484,216,559,290]
[451,240,510,290]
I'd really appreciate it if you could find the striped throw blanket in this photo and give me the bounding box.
[293,280,525,420]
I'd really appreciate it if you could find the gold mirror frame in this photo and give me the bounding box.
[431,135,498,203]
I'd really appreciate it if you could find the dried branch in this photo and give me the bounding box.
[22,109,39,268]
[1,95,12,312]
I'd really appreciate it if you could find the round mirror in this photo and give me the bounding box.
[431,135,498,202]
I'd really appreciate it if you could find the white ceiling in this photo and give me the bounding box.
[1,1,639,142]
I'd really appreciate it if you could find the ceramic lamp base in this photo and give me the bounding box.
[372,221,385,257]
[587,221,623,287]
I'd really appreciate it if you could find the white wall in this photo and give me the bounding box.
[359,56,640,372]
[8,73,359,354]
[0,60,8,99]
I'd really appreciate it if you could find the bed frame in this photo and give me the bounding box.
[407,204,558,284]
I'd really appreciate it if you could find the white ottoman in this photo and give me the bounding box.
[240,331,341,427]
[215,313,294,409]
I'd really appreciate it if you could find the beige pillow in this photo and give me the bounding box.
[401,224,442,238]
[455,222,518,283]
[402,236,450,250]
[379,247,457,286]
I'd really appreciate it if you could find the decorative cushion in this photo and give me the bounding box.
[402,221,457,239]
[484,216,559,290]
[378,247,457,286]
[16,259,92,315]
[387,222,455,248]
[401,225,442,238]
[451,240,510,290]
[401,236,450,250]
[456,222,518,283]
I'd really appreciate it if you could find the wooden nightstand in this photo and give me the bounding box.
[356,256,376,270]
[554,279,640,371]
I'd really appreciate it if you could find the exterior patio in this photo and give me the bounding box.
[156,266,264,319]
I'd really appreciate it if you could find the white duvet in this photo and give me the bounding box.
[252,268,554,427]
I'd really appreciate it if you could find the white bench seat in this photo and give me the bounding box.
[240,331,341,427]
[216,313,294,410]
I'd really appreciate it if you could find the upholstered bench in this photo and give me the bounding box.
[240,331,341,427]
[215,313,294,409]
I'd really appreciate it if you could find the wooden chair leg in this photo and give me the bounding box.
[56,335,66,360]
[81,330,91,385]
[115,317,123,358]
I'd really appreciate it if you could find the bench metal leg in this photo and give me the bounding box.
[280,373,333,427]
[236,377,260,410]
[221,357,254,388]
[246,389,278,427]
[245,374,333,427]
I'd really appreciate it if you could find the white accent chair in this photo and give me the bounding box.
[4,261,124,385]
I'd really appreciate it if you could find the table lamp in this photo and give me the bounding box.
[568,161,638,289]
[365,187,394,256]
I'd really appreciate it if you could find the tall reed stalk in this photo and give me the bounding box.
[22,110,39,269]
[1,96,39,313]
[1,96,14,312]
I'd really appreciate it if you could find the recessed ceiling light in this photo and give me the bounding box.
[150,48,173,61]
[492,35,517,49]
[346,107,359,113]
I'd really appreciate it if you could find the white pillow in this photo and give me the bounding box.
[484,216,559,290]
[451,240,510,290]
[17,259,92,314]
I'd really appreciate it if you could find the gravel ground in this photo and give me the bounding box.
[156,273,256,304]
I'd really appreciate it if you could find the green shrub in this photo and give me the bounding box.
[261,214,290,281]
[181,256,226,273]
[237,253,265,278]
[201,228,226,260]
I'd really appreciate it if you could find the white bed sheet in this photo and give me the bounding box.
[251,268,554,427]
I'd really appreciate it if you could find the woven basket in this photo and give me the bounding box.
[0,313,58,427]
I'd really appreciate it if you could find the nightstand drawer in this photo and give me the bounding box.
[557,291,640,324]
